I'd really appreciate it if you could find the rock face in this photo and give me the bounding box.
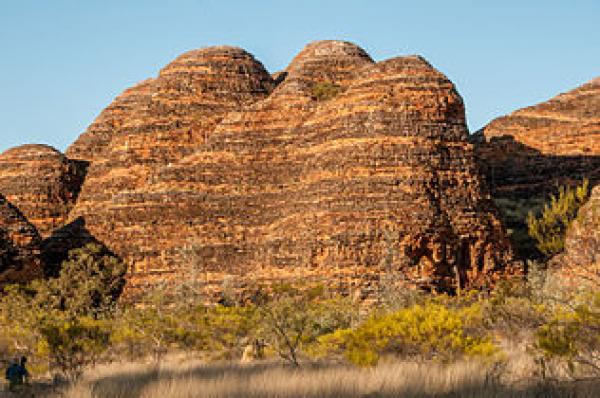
[472,77,600,257]
[68,40,515,298]
[0,144,87,238]
[555,185,600,271]
[477,77,600,156]
[66,79,157,162]
[69,46,275,218]
[0,194,43,286]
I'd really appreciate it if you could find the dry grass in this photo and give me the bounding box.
[39,355,600,398]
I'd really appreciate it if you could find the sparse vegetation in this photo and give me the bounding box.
[51,358,600,398]
[2,237,600,395]
[0,243,126,381]
[257,284,356,366]
[311,81,342,101]
[526,179,590,258]
[319,301,497,367]
[493,196,546,258]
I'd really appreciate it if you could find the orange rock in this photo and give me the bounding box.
[552,185,599,278]
[66,41,516,298]
[0,194,43,286]
[0,144,87,238]
[472,77,600,258]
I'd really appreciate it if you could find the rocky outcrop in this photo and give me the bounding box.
[70,46,275,220]
[68,40,516,299]
[66,79,157,162]
[0,194,43,286]
[555,185,600,270]
[0,145,87,238]
[472,77,600,258]
[476,77,600,157]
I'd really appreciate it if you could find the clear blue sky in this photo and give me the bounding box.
[1,0,598,154]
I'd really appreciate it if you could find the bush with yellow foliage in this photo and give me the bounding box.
[318,301,497,367]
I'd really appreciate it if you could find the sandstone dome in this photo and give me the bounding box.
[66,41,515,299]
[0,144,86,238]
[0,194,43,286]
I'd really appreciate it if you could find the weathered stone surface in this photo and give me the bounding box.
[66,78,157,162]
[554,185,600,271]
[477,77,600,156]
[0,144,87,238]
[0,194,43,286]
[70,46,275,221]
[68,40,515,299]
[472,77,600,257]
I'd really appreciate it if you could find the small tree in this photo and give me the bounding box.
[0,243,125,379]
[35,243,127,318]
[258,284,356,366]
[535,291,600,379]
[38,315,111,382]
[111,282,188,363]
[527,180,590,258]
[0,284,47,374]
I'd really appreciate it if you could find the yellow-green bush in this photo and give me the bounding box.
[256,284,357,366]
[527,180,590,258]
[319,302,497,367]
[311,81,342,101]
[192,305,258,359]
[38,315,111,381]
[535,291,600,377]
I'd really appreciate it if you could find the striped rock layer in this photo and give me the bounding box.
[64,41,515,298]
[0,144,87,238]
[548,185,600,289]
[66,78,156,163]
[471,77,600,258]
[556,185,600,270]
[0,194,43,286]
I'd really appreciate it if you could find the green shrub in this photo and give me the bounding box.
[527,180,590,258]
[35,243,127,317]
[257,284,357,366]
[38,315,111,382]
[0,243,125,377]
[311,81,342,101]
[319,302,497,367]
[535,291,600,378]
[196,305,258,360]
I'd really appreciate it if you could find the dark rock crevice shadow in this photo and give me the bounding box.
[470,133,600,260]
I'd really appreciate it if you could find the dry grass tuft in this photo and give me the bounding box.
[44,355,600,398]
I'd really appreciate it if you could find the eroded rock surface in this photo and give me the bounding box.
[66,79,157,162]
[68,40,516,299]
[0,144,87,238]
[472,77,600,257]
[556,185,600,269]
[0,194,43,286]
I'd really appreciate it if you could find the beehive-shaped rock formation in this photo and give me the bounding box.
[477,77,600,156]
[69,46,275,221]
[0,194,43,286]
[68,41,515,298]
[0,144,87,238]
[472,77,600,257]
